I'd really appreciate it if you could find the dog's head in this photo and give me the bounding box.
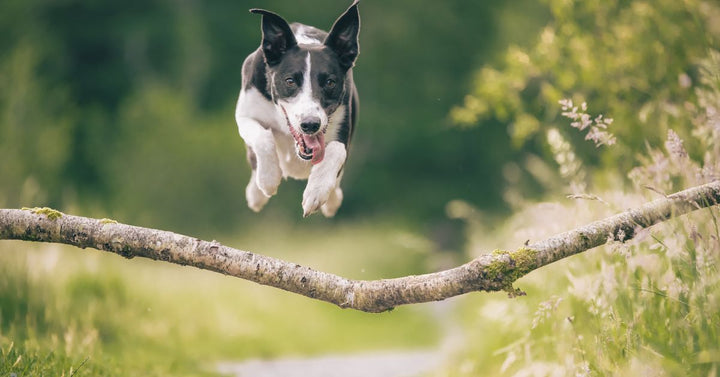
[250,1,359,164]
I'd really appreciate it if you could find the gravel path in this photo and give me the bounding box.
[216,350,442,377]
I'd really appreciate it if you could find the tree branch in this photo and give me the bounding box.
[1,181,719,313]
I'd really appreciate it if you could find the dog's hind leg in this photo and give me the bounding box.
[321,186,343,217]
[245,147,271,212]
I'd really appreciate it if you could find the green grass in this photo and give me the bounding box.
[446,201,720,376]
[0,220,440,376]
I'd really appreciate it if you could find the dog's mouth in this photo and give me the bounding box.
[280,106,326,165]
[294,132,325,164]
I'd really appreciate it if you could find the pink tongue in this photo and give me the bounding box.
[302,132,325,165]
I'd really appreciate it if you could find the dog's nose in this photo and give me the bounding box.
[300,117,321,134]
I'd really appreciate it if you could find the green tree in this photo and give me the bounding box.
[451,0,720,191]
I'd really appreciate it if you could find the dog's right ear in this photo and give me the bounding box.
[250,9,298,66]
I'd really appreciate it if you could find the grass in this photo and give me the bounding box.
[0,220,441,376]
[442,193,720,376]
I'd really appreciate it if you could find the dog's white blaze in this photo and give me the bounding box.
[294,25,322,45]
[276,53,328,134]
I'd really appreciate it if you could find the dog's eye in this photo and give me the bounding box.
[325,79,336,89]
[285,77,296,87]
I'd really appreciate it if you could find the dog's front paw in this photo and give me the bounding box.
[254,139,282,197]
[301,141,346,217]
[256,161,281,197]
[302,181,335,217]
[246,175,271,212]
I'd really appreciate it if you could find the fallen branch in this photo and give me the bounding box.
[1,181,719,313]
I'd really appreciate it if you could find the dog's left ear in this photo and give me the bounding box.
[325,1,360,71]
[250,8,298,66]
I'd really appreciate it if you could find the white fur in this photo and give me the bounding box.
[236,117,282,199]
[236,88,285,198]
[272,128,313,179]
[245,169,270,212]
[235,87,286,133]
[294,25,322,45]
[302,141,347,217]
[276,53,329,134]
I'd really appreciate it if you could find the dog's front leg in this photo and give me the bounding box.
[302,141,347,217]
[237,117,282,209]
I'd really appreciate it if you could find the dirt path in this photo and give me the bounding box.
[216,350,442,377]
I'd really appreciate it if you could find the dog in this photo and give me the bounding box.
[235,1,360,217]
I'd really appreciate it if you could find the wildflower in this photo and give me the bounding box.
[532,296,563,329]
[664,129,688,159]
[559,99,617,147]
[576,362,591,377]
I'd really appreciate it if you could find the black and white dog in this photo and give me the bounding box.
[235,2,360,217]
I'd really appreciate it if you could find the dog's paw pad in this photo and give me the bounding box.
[301,197,321,217]
[302,185,333,217]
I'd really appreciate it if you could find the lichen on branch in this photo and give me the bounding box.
[21,207,63,220]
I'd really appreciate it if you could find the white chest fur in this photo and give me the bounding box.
[236,87,313,179]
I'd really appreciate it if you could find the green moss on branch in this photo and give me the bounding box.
[22,207,63,220]
[486,247,538,292]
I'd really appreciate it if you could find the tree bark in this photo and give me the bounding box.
[1,181,719,313]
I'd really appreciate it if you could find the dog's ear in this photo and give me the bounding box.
[250,9,298,66]
[324,1,360,71]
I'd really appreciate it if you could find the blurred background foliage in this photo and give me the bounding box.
[2,0,717,236]
[452,0,720,201]
[2,0,720,375]
[0,0,549,237]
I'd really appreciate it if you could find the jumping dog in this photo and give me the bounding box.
[235,1,360,217]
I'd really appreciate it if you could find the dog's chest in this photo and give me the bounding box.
[236,87,314,179]
[272,128,314,179]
